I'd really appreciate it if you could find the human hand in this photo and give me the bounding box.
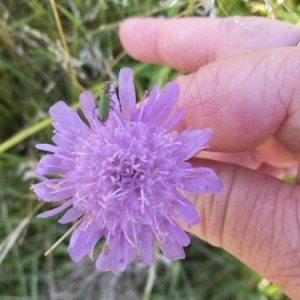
[119,16,300,299]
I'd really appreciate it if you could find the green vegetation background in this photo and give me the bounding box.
[0,1,299,299]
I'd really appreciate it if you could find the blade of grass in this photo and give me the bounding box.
[49,0,82,92]
[0,118,52,153]
[30,257,39,300]
[0,101,81,153]
[0,202,44,265]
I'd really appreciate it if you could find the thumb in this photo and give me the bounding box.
[185,159,300,299]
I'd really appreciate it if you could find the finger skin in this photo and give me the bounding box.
[119,17,300,71]
[174,47,300,153]
[200,137,299,173]
[182,160,300,299]
[255,137,299,168]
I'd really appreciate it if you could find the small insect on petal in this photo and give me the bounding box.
[98,82,113,123]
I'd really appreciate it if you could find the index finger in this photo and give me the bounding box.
[119,17,300,72]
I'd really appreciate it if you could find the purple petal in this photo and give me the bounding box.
[181,167,223,194]
[159,241,185,260]
[177,129,213,160]
[52,132,76,149]
[163,108,184,130]
[96,233,137,275]
[107,81,121,113]
[122,220,139,247]
[164,219,190,247]
[36,154,74,175]
[138,84,159,123]
[140,227,155,264]
[49,101,90,137]
[59,207,84,224]
[36,144,57,153]
[96,242,118,274]
[147,82,180,126]
[32,179,74,202]
[156,219,189,260]
[36,200,72,218]
[69,224,103,262]
[171,193,200,227]
[118,68,136,119]
[79,91,101,129]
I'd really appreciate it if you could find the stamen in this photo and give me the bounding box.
[44,218,82,256]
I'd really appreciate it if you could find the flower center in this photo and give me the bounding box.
[104,150,146,190]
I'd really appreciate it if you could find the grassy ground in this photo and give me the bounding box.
[0,1,299,299]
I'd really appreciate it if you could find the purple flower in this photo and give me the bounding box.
[32,67,222,275]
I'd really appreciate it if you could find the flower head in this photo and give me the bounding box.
[32,67,222,275]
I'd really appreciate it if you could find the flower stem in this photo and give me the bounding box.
[142,258,157,300]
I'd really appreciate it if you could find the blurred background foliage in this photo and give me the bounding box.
[0,0,299,299]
